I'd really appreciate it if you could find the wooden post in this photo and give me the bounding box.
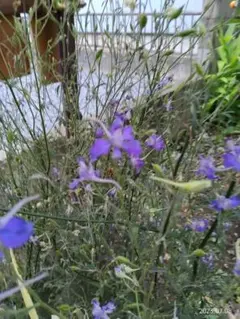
[58,10,82,138]
[0,0,85,136]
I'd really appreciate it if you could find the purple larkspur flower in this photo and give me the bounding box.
[69,158,121,190]
[92,299,116,319]
[210,195,240,212]
[233,259,240,276]
[130,157,144,174]
[0,196,38,253]
[107,187,117,198]
[201,253,214,269]
[90,120,142,162]
[52,167,60,179]
[114,265,123,274]
[0,216,33,249]
[154,76,173,93]
[196,156,217,180]
[115,109,132,122]
[190,219,209,232]
[96,127,104,138]
[146,134,165,151]
[223,140,240,172]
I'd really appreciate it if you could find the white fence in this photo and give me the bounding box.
[75,11,202,55]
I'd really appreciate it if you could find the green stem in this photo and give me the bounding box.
[192,180,236,281]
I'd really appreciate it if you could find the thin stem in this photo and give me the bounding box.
[192,180,236,281]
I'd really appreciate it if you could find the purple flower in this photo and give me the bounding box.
[0,217,33,248]
[201,253,214,269]
[196,156,217,180]
[190,219,209,232]
[130,157,144,174]
[96,127,104,138]
[223,140,240,171]
[0,251,4,260]
[107,187,117,198]
[90,121,142,162]
[233,259,240,276]
[92,299,116,319]
[69,158,121,190]
[52,167,60,179]
[146,134,165,151]
[210,195,240,212]
[155,76,173,92]
[115,109,131,123]
[114,265,123,274]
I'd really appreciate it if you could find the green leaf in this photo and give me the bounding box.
[162,50,174,56]
[194,63,204,76]
[165,6,184,21]
[138,13,148,29]
[52,0,65,10]
[150,176,212,193]
[152,164,164,175]
[95,49,103,62]
[192,249,206,257]
[175,28,197,37]
[7,130,16,144]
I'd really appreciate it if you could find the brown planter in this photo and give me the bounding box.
[0,15,30,80]
[0,0,34,15]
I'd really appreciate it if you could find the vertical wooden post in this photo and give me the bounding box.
[59,11,82,138]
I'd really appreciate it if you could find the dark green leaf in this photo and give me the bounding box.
[95,49,103,62]
[175,28,197,37]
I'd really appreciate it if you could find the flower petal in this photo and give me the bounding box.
[90,139,111,162]
[131,157,144,174]
[112,147,122,159]
[110,117,124,132]
[0,217,33,248]
[69,178,81,190]
[123,139,142,157]
[122,126,134,140]
[223,153,240,171]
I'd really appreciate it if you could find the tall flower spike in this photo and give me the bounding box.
[210,195,240,212]
[196,156,217,180]
[223,139,240,172]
